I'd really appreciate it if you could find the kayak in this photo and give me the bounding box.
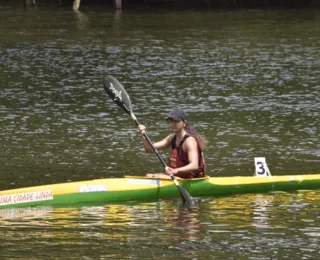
[1,173,320,209]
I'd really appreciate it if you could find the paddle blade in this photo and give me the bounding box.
[103,75,132,114]
[177,186,194,206]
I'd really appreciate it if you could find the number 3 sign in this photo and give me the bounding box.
[254,157,272,177]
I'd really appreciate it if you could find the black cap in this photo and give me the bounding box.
[167,108,187,122]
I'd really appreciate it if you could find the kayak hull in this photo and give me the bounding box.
[1,174,320,209]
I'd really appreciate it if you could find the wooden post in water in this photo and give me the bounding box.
[114,0,122,9]
[73,0,81,11]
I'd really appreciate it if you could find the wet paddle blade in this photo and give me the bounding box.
[176,182,195,206]
[103,75,132,114]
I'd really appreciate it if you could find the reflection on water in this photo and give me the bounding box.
[0,191,319,259]
[73,10,89,30]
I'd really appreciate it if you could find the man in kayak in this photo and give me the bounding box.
[138,108,208,179]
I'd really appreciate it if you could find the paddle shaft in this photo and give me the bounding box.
[132,116,168,170]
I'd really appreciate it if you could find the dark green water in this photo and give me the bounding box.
[0,5,319,259]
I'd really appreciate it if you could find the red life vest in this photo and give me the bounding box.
[169,134,206,179]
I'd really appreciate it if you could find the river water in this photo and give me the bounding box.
[0,5,319,259]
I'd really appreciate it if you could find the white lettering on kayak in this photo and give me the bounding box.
[78,185,107,193]
[0,190,53,206]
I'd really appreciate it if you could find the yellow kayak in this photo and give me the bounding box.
[1,173,320,209]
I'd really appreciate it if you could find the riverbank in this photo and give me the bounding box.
[1,0,320,10]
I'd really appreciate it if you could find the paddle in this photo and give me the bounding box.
[103,75,194,206]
